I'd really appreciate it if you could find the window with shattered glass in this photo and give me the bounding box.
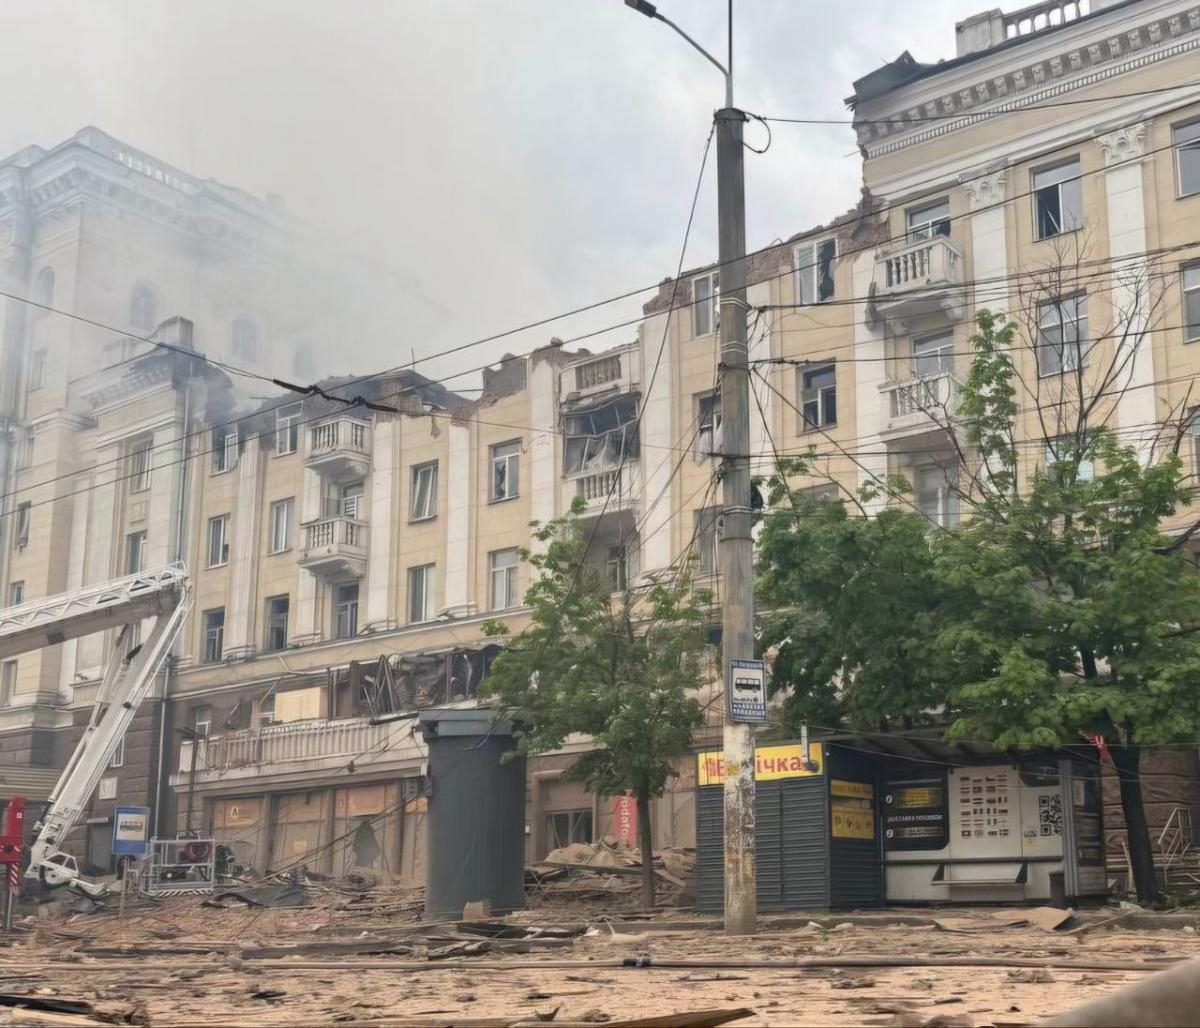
[562,396,640,475]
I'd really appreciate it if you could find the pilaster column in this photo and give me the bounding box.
[1095,122,1155,460]
[225,438,263,651]
[443,420,471,613]
[853,252,888,512]
[365,418,394,627]
[961,168,1009,319]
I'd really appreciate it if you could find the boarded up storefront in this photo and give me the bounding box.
[270,791,331,874]
[211,797,268,874]
[332,783,401,881]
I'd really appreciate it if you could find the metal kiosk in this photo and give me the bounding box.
[695,735,1106,911]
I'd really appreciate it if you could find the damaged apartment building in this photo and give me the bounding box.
[3,0,1200,892]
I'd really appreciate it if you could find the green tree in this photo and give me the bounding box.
[934,311,1200,903]
[755,307,1200,903]
[756,475,947,733]
[480,500,710,908]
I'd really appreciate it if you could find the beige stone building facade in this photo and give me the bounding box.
[1,0,1199,881]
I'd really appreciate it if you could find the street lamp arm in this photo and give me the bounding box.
[656,14,729,82]
[624,1,732,107]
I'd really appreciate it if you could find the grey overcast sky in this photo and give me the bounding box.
[0,0,986,384]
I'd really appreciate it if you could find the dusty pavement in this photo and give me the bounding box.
[1,890,1198,1026]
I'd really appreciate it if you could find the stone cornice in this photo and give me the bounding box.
[74,354,178,412]
[0,149,297,262]
[857,4,1200,158]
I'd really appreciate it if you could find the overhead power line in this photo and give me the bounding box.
[552,136,1197,350]
[5,262,1197,518]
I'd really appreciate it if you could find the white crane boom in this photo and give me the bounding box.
[0,565,188,660]
[5,564,192,896]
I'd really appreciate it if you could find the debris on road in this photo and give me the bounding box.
[2,890,1198,1026]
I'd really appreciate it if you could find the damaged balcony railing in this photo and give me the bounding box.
[180,717,414,774]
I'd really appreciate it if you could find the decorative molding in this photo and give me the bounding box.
[961,169,1006,210]
[1095,121,1149,166]
[857,6,1200,158]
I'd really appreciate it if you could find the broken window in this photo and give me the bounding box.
[696,391,721,461]
[692,271,719,336]
[799,363,837,430]
[1033,159,1082,239]
[14,503,30,549]
[795,239,836,304]
[562,396,639,475]
[490,441,520,501]
[212,426,238,474]
[410,461,438,520]
[544,810,593,855]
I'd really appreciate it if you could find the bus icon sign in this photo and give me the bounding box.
[727,659,767,723]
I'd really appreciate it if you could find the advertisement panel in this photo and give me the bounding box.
[831,779,875,840]
[696,743,823,786]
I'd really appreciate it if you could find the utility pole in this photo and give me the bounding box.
[623,0,756,936]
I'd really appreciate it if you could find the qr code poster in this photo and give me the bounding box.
[1038,793,1063,837]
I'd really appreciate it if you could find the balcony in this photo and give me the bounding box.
[171,717,424,790]
[873,237,966,331]
[305,417,370,479]
[299,516,368,577]
[563,464,642,516]
[879,372,962,441]
[560,345,640,404]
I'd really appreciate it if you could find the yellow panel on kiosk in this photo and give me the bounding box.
[696,742,823,787]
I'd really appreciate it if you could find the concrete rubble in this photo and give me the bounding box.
[528,842,696,909]
[1,883,1200,1026]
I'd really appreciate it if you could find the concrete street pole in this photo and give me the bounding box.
[622,0,756,937]
[715,103,756,937]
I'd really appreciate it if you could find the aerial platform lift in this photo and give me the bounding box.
[0,564,191,898]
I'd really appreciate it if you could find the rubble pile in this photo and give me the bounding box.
[526,840,696,910]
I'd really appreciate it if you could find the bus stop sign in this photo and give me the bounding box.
[727,658,768,723]
[112,806,150,858]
